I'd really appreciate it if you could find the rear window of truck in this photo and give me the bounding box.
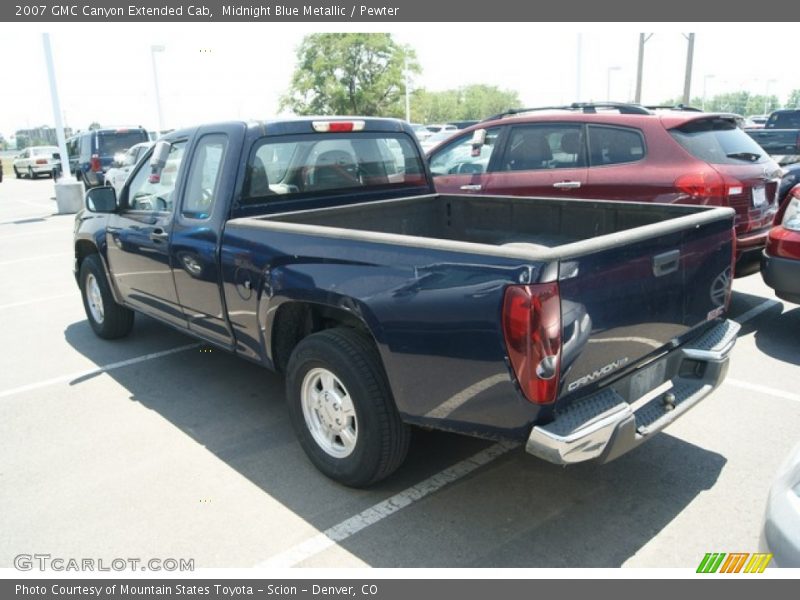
[240,133,426,205]
[669,117,769,165]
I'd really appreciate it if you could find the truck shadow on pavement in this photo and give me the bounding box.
[753,305,800,366]
[64,316,726,568]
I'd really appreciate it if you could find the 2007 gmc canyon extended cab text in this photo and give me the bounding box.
[74,118,740,486]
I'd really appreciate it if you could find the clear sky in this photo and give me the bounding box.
[1,22,798,139]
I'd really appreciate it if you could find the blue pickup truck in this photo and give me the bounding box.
[74,117,740,486]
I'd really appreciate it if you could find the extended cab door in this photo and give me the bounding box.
[169,124,245,348]
[484,123,588,198]
[105,140,188,328]
[428,126,503,194]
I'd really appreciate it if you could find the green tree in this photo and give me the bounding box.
[88,122,102,130]
[280,33,419,117]
[661,92,780,116]
[412,84,521,123]
[786,89,800,109]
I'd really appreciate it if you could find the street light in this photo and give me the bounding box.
[150,44,165,138]
[607,66,621,101]
[702,74,715,110]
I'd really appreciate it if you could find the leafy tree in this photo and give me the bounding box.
[281,33,419,117]
[661,92,780,116]
[412,85,521,123]
[88,122,102,130]
[786,89,800,109]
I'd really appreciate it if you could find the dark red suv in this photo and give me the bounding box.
[427,103,783,275]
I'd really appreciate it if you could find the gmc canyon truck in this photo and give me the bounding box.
[746,109,800,166]
[74,118,740,487]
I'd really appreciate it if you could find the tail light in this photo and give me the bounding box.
[312,120,365,133]
[675,170,726,203]
[90,154,101,172]
[502,283,562,405]
[35,158,47,165]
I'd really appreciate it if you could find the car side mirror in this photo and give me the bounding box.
[470,129,487,156]
[85,186,117,213]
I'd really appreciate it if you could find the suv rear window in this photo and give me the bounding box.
[241,133,426,205]
[766,111,800,129]
[669,117,768,165]
[98,131,149,157]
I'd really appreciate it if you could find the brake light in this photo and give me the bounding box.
[90,154,101,172]
[502,283,562,405]
[35,159,48,165]
[674,171,727,202]
[312,120,366,133]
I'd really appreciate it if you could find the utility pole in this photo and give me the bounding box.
[151,45,165,137]
[404,55,410,123]
[576,33,583,102]
[634,33,653,104]
[682,33,695,105]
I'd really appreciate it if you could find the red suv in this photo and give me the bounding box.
[427,103,783,275]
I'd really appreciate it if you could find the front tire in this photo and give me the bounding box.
[14,166,21,179]
[286,328,410,487]
[79,254,134,339]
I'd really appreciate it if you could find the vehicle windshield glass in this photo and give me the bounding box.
[32,147,59,156]
[98,131,149,156]
[767,112,800,129]
[669,118,769,164]
[241,132,427,204]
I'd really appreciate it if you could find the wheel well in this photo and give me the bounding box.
[271,302,374,373]
[75,240,98,270]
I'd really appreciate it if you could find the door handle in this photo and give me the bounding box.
[149,228,169,242]
[459,184,482,191]
[553,181,582,189]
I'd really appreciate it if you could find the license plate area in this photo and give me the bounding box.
[751,185,767,208]
[629,359,668,401]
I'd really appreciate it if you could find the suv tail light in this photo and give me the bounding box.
[674,170,730,203]
[90,154,101,172]
[502,283,561,405]
[35,158,48,165]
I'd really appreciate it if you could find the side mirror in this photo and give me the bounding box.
[85,186,117,213]
[470,129,487,157]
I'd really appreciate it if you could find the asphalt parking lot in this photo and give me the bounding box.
[0,175,798,569]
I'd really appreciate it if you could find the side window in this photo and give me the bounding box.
[587,126,645,166]
[503,124,585,171]
[429,127,502,176]
[182,134,228,219]
[123,141,187,212]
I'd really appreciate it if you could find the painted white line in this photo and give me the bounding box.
[0,253,66,266]
[0,228,70,240]
[0,292,76,311]
[0,342,201,400]
[734,299,780,325]
[725,379,800,403]
[255,441,518,569]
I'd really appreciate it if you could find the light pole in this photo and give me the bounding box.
[702,74,715,110]
[150,44,165,137]
[575,33,583,102]
[404,55,410,123]
[764,78,777,115]
[607,66,621,101]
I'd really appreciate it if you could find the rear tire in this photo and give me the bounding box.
[286,328,410,487]
[79,254,134,339]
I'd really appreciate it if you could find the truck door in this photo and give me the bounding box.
[105,140,188,328]
[170,127,240,348]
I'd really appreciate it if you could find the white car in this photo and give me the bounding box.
[13,146,60,179]
[103,142,154,193]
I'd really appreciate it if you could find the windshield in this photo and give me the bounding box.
[766,111,800,129]
[98,131,149,157]
[32,147,59,156]
[669,118,769,165]
[241,133,427,205]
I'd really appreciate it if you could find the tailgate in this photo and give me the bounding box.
[556,210,734,402]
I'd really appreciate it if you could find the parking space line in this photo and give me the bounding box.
[725,379,800,403]
[0,292,76,311]
[0,253,66,266]
[0,228,70,240]
[0,343,201,400]
[255,441,517,568]
[734,299,780,325]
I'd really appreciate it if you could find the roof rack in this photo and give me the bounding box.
[644,104,704,112]
[482,102,652,122]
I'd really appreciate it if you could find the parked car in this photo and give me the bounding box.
[103,142,154,194]
[761,184,800,303]
[12,145,60,179]
[74,117,738,486]
[410,123,432,142]
[745,109,800,166]
[778,162,800,208]
[67,127,149,188]
[427,102,783,276]
[447,120,480,130]
[760,442,800,567]
[425,123,458,134]
[419,129,458,153]
[745,115,769,129]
